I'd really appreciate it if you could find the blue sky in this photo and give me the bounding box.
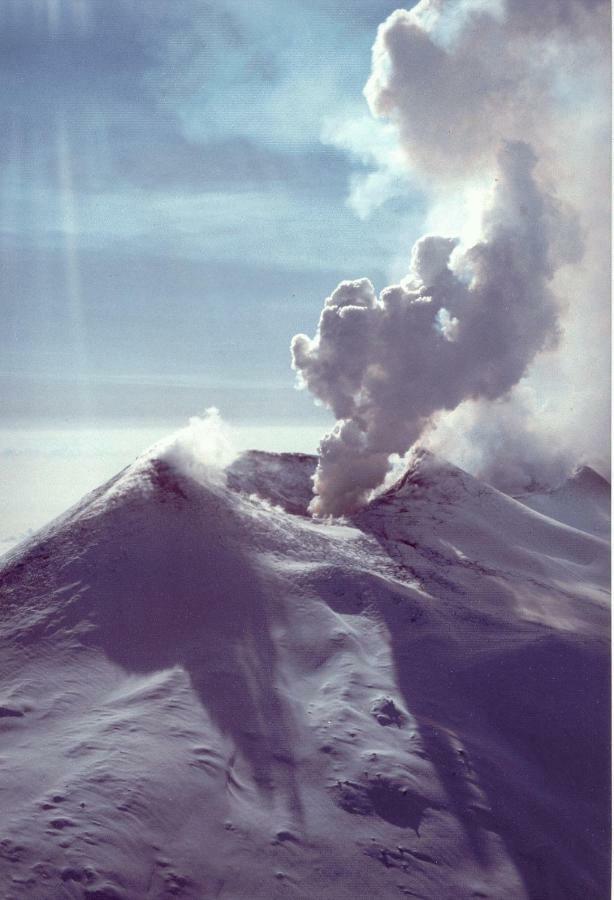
[1,0,429,547]
[0,0,608,546]
[2,0,426,428]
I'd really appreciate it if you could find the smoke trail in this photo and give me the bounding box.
[292,0,608,515]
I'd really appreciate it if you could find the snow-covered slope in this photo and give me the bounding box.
[0,448,609,899]
[514,465,610,539]
[226,450,317,516]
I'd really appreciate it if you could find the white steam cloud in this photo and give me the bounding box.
[422,384,579,494]
[292,0,609,515]
[157,408,237,486]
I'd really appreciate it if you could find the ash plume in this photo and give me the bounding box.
[292,0,609,516]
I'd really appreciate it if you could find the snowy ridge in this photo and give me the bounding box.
[0,448,609,899]
[514,465,610,538]
[226,450,317,516]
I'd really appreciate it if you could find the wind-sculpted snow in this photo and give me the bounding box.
[0,449,609,899]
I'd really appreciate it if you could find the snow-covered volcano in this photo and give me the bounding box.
[0,447,609,899]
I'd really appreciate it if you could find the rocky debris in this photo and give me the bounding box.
[372,697,405,728]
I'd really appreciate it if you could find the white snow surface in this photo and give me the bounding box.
[0,446,609,899]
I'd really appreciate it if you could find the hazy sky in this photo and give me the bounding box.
[2,0,424,429]
[1,0,429,547]
[1,0,609,546]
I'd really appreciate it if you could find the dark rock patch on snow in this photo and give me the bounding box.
[0,705,24,718]
[332,778,431,833]
[371,697,405,728]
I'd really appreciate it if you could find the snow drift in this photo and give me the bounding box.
[0,444,609,899]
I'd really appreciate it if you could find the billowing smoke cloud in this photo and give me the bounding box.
[364,0,609,179]
[292,142,575,514]
[292,0,609,515]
